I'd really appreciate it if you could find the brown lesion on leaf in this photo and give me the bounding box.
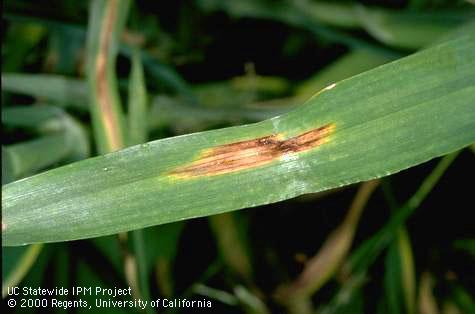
[169,123,335,179]
[95,0,123,151]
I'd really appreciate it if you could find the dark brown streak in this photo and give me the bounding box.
[170,123,335,178]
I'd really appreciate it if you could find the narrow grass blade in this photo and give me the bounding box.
[3,105,90,178]
[2,244,43,297]
[275,180,379,309]
[451,285,475,314]
[1,74,89,109]
[209,213,253,283]
[149,95,289,132]
[147,223,184,297]
[192,284,238,306]
[418,272,440,314]
[127,49,148,146]
[3,104,67,129]
[384,241,404,314]
[383,229,416,314]
[86,0,130,153]
[2,147,15,185]
[327,150,456,312]
[381,181,416,314]
[6,134,73,178]
[193,75,289,109]
[196,0,395,56]
[120,45,195,101]
[197,0,473,50]
[296,49,394,99]
[234,285,270,314]
[398,229,416,314]
[343,152,459,276]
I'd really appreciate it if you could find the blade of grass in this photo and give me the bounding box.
[2,33,475,246]
[148,222,185,298]
[233,285,270,314]
[275,180,379,314]
[1,74,289,131]
[193,283,239,306]
[53,245,70,292]
[149,95,290,132]
[2,244,43,297]
[75,260,129,314]
[451,285,475,313]
[164,259,223,314]
[384,240,405,314]
[3,104,68,129]
[1,73,288,132]
[298,1,475,49]
[301,1,473,33]
[2,244,52,302]
[192,74,289,109]
[126,47,153,310]
[150,49,392,132]
[86,0,130,154]
[120,45,195,102]
[381,180,416,314]
[2,105,90,162]
[318,273,366,314]
[2,147,15,185]
[295,49,394,100]
[127,49,148,146]
[6,133,76,178]
[1,74,89,109]
[383,228,416,314]
[343,151,460,276]
[419,272,440,314]
[326,152,458,313]
[198,0,473,50]
[397,228,416,314]
[209,212,253,283]
[196,0,401,57]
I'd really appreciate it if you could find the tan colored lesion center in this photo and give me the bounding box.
[170,123,335,178]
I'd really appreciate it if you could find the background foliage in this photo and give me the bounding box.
[2,0,475,313]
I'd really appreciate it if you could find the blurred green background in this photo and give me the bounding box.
[2,0,475,313]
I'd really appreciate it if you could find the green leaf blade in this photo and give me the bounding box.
[2,34,475,246]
